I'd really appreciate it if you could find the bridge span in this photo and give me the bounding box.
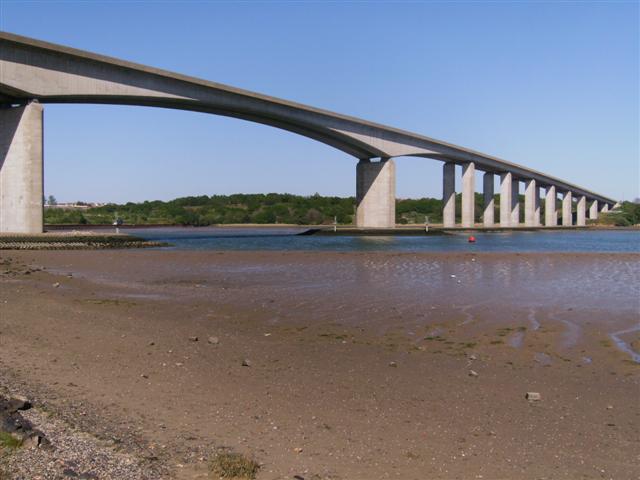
[0,32,616,233]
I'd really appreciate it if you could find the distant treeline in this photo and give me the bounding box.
[44,193,640,227]
[597,201,640,227]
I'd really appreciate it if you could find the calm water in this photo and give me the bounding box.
[124,227,640,253]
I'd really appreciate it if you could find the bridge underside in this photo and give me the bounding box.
[0,31,616,233]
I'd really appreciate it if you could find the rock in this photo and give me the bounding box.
[388,361,397,368]
[606,405,613,410]
[52,282,60,288]
[468,354,477,360]
[468,370,478,377]
[22,433,43,449]
[140,374,149,379]
[293,447,303,453]
[188,336,198,342]
[207,336,219,345]
[6,397,32,413]
[148,341,155,346]
[525,392,541,401]
[241,359,251,367]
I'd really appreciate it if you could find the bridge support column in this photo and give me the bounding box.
[355,158,395,228]
[576,195,586,226]
[0,102,44,234]
[499,172,512,227]
[524,179,539,227]
[534,185,541,225]
[589,200,598,220]
[600,203,609,214]
[461,162,475,228]
[511,178,520,226]
[483,172,494,227]
[545,186,557,226]
[562,191,573,226]
[442,162,455,228]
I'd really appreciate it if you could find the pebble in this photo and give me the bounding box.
[526,392,541,401]
[242,359,251,367]
[207,336,219,345]
[389,361,398,368]
[52,282,60,288]
[188,336,198,342]
[293,447,303,454]
[468,370,478,377]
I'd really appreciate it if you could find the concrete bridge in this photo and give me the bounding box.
[0,31,616,233]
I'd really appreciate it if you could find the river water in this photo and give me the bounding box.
[125,227,640,253]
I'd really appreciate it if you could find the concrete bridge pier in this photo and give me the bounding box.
[461,162,475,227]
[600,203,609,214]
[524,179,540,227]
[442,162,456,228]
[576,195,586,226]
[545,186,557,226]
[499,172,512,227]
[562,191,573,226]
[0,101,44,234]
[589,200,598,220]
[483,172,494,227]
[511,178,520,226]
[355,158,396,228]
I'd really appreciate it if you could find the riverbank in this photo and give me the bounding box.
[0,250,638,479]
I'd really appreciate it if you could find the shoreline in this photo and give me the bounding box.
[43,223,640,232]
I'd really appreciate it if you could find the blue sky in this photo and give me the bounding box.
[1,1,638,203]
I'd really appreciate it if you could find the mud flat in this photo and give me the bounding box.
[0,250,638,479]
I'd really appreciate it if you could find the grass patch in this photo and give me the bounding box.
[318,333,348,341]
[0,432,22,450]
[496,326,527,336]
[424,335,448,342]
[210,452,260,479]
[490,340,504,345]
[81,298,136,307]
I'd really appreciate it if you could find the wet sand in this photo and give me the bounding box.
[1,250,639,479]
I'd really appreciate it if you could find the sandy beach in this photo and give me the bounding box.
[0,250,638,479]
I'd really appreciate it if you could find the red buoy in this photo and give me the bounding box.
[468,235,476,243]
